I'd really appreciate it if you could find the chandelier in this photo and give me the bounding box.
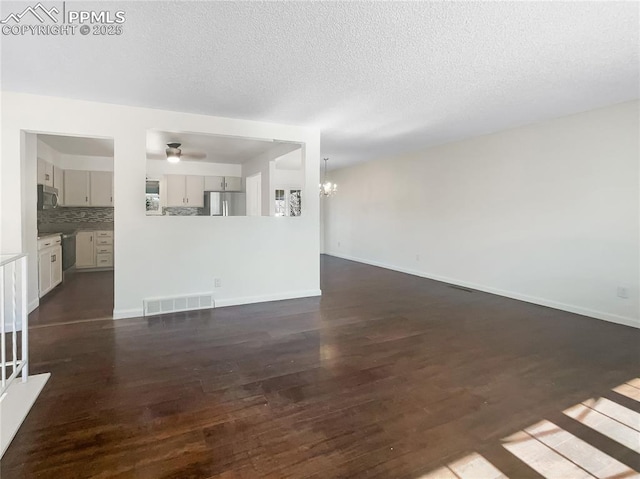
[319,158,337,197]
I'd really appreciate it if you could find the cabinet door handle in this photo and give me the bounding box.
[85,196,88,202]
[51,254,56,262]
[225,182,228,188]
[45,174,50,181]
[90,236,93,242]
[186,197,189,204]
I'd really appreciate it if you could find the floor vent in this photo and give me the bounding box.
[449,285,474,293]
[143,293,214,316]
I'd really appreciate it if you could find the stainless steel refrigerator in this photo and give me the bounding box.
[204,192,246,216]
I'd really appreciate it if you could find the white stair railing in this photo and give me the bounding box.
[0,253,29,399]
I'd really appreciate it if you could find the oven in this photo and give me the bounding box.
[62,232,76,271]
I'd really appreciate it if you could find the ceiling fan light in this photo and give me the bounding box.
[166,142,182,163]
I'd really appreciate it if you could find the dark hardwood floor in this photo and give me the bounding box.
[2,256,638,478]
[29,270,114,326]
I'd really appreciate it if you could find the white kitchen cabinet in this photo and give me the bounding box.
[204,176,242,192]
[76,231,113,270]
[95,231,114,268]
[38,235,62,298]
[53,165,64,205]
[37,158,54,187]
[76,232,95,268]
[185,175,204,207]
[224,176,242,192]
[166,175,204,207]
[204,176,225,191]
[38,249,52,296]
[50,246,63,286]
[64,170,114,207]
[64,170,90,206]
[166,175,187,207]
[90,171,113,206]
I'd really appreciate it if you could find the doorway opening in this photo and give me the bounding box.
[31,133,115,326]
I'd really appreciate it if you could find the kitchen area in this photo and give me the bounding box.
[145,130,304,218]
[33,134,115,324]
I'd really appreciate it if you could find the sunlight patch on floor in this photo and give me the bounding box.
[524,420,638,479]
[419,378,640,479]
[613,381,640,403]
[563,403,640,454]
[418,452,506,479]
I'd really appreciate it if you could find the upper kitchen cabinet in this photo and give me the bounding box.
[166,175,204,207]
[53,166,64,205]
[65,170,113,206]
[204,176,242,192]
[204,176,225,191]
[185,175,205,207]
[64,170,90,206]
[37,158,54,187]
[90,171,114,206]
[224,176,242,192]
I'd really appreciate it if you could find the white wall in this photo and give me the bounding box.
[242,155,273,217]
[273,150,304,188]
[36,139,62,167]
[324,101,640,328]
[58,154,113,172]
[146,159,241,179]
[1,92,321,319]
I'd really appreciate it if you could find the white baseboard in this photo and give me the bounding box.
[326,252,640,329]
[214,289,322,308]
[113,289,322,319]
[112,308,143,320]
[28,299,38,314]
[0,373,50,459]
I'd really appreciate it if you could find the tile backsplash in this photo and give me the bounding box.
[163,207,205,216]
[38,207,114,226]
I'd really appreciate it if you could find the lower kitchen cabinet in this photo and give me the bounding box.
[38,235,62,298]
[76,231,113,270]
[76,232,95,268]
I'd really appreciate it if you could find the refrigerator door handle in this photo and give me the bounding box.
[223,200,228,216]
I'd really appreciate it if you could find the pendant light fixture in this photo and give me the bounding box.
[319,158,337,197]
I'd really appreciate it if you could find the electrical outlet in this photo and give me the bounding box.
[214,278,222,288]
[617,286,628,299]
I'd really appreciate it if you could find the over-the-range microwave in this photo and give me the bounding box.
[37,185,59,210]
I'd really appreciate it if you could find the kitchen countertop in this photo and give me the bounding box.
[37,232,62,240]
[38,222,114,235]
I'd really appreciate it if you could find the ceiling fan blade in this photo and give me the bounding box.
[181,151,207,160]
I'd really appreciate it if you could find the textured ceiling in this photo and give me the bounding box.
[2,1,638,169]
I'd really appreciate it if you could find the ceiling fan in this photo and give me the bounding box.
[147,142,207,162]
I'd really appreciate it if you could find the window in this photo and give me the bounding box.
[274,188,302,217]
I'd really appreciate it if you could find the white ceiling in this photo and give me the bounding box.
[38,134,114,157]
[146,130,301,164]
[3,2,638,169]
